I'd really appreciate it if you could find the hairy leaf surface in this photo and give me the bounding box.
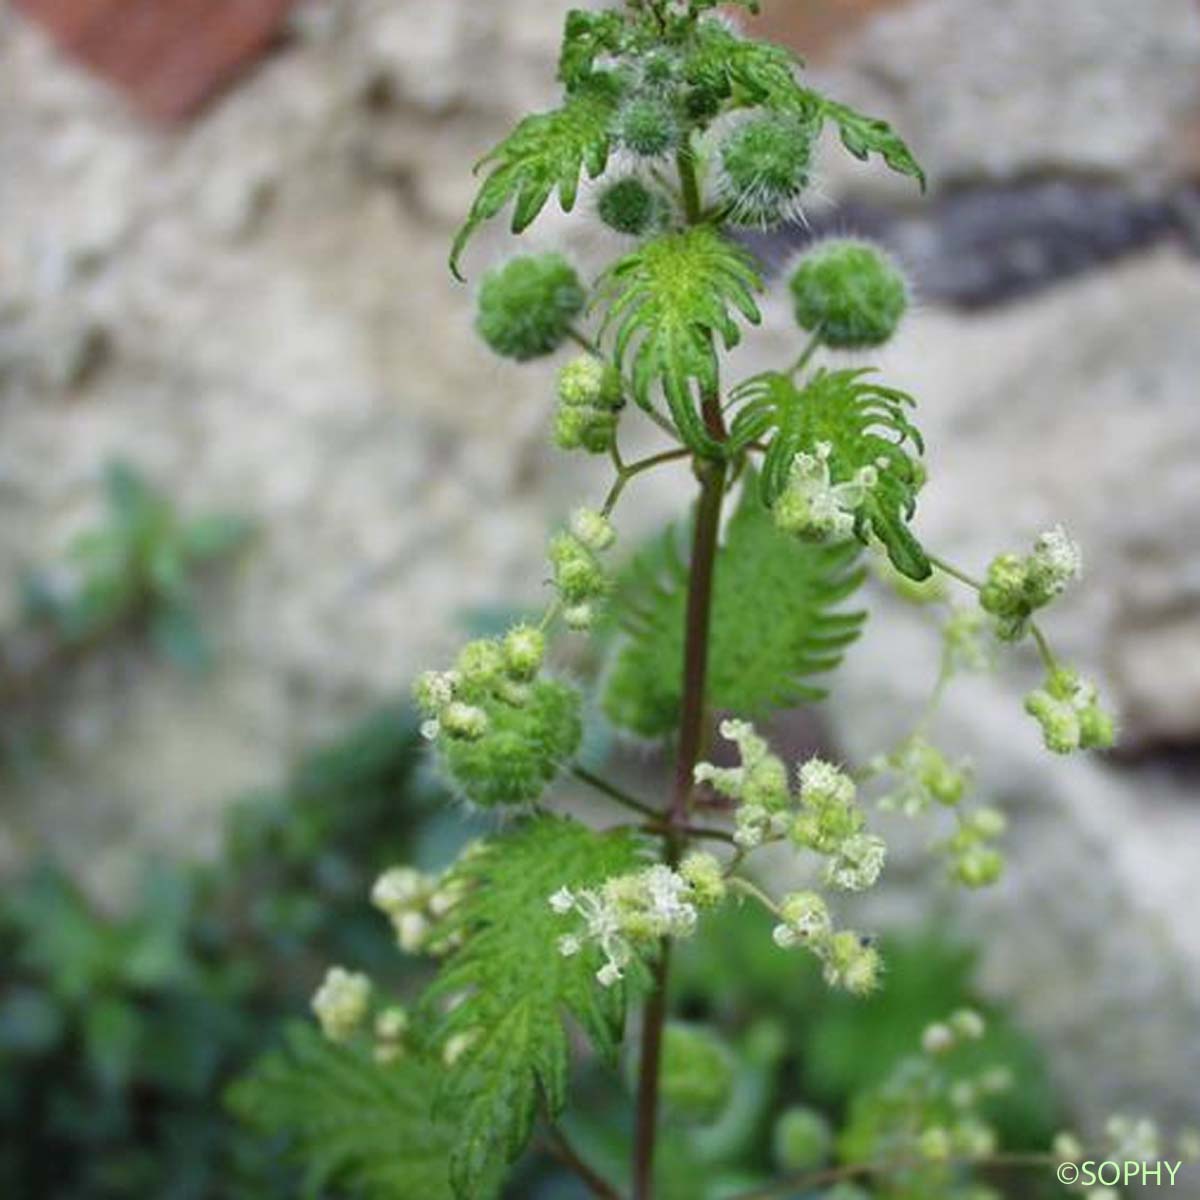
[594,226,763,455]
[605,477,866,737]
[424,816,652,1197]
[451,75,621,278]
[814,96,927,192]
[229,1023,496,1200]
[730,368,929,580]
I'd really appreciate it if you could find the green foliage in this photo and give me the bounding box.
[595,225,763,455]
[605,477,865,737]
[17,461,251,671]
[730,368,930,580]
[451,75,621,278]
[475,253,587,362]
[423,816,652,1196]
[0,706,438,1198]
[229,1023,497,1200]
[683,19,817,116]
[816,96,927,193]
[438,677,583,807]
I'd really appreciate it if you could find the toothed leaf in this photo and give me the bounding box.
[604,476,867,737]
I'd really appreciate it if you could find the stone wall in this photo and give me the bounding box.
[2,0,1199,1137]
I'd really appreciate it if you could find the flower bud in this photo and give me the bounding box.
[563,602,595,631]
[822,930,882,996]
[502,624,545,681]
[950,1007,986,1040]
[719,113,815,228]
[570,507,617,552]
[413,669,457,716]
[555,404,618,454]
[311,966,371,1042]
[788,238,909,349]
[618,96,677,157]
[476,253,586,362]
[439,701,489,740]
[953,846,1005,889]
[455,639,506,694]
[597,176,664,237]
[549,533,606,603]
[922,1022,956,1055]
[679,852,726,908]
[557,355,623,411]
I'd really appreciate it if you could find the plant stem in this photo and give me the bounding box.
[677,144,703,225]
[572,764,660,820]
[542,1124,624,1200]
[631,415,727,1200]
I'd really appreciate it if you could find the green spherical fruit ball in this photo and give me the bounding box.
[618,97,677,158]
[720,113,814,226]
[597,178,661,237]
[659,1023,735,1125]
[773,1106,833,1172]
[788,238,909,349]
[476,254,586,361]
[440,679,582,807]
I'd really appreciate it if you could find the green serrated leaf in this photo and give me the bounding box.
[814,96,927,191]
[730,368,930,580]
[558,9,626,89]
[423,816,652,1197]
[230,1023,495,1200]
[604,476,867,737]
[594,226,763,456]
[450,75,621,279]
[685,19,811,113]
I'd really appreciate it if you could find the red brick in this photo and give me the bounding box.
[11,0,299,122]
[736,0,915,60]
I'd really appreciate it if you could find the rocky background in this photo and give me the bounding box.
[1,0,1198,1141]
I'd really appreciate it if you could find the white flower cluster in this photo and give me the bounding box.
[373,1005,410,1065]
[371,855,474,955]
[921,1008,986,1056]
[550,854,724,988]
[873,735,972,816]
[772,442,879,544]
[770,891,881,996]
[311,965,371,1043]
[694,719,790,848]
[414,626,547,742]
[1025,666,1115,755]
[1028,524,1083,600]
[695,722,887,892]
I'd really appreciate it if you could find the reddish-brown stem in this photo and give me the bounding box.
[631,390,727,1200]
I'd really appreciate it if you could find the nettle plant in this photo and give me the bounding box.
[250,3,1127,1198]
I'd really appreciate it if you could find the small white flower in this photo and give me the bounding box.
[420,719,441,742]
[372,867,426,913]
[558,933,583,957]
[1031,524,1082,592]
[549,886,576,914]
[824,833,887,892]
[395,911,430,954]
[596,961,623,988]
[772,444,877,544]
[922,1022,956,1055]
[311,966,371,1043]
[570,507,617,552]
